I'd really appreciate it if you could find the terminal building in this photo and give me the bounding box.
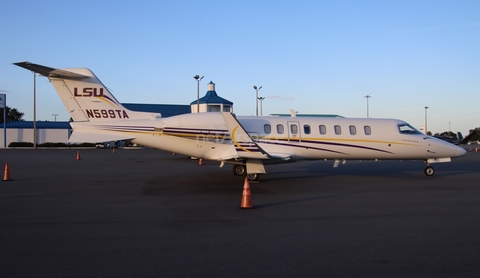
[0,81,233,148]
[190,81,233,113]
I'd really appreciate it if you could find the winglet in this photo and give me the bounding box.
[221,112,269,159]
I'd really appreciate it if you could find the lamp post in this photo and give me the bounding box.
[424,106,429,135]
[1,93,6,148]
[52,114,59,122]
[258,97,265,116]
[364,95,371,117]
[33,72,37,148]
[254,85,262,116]
[194,75,204,113]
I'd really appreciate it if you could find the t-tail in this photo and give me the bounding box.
[14,62,159,122]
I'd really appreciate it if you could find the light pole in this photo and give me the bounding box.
[33,72,37,148]
[254,85,262,116]
[1,93,6,148]
[52,114,59,122]
[424,106,429,135]
[364,95,371,117]
[194,75,204,113]
[258,97,265,116]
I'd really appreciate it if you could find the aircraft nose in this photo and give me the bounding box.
[444,143,466,157]
[453,145,467,157]
[434,138,466,157]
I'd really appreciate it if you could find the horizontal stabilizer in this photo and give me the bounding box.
[14,62,89,79]
[69,130,135,144]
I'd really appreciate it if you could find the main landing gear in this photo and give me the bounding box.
[233,164,260,182]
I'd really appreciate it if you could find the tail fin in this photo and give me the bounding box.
[14,62,160,122]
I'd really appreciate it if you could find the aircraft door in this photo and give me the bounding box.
[287,121,301,142]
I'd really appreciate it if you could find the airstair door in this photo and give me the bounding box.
[287,121,301,142]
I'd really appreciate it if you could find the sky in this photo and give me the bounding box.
[1,0,479,135]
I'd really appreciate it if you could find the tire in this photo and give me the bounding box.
[233,165,246,176]
[424,166,435,176]
[247,173,260,182]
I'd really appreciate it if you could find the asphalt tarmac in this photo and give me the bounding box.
[1,147,479,277]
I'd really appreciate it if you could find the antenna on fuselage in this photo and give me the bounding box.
[289,109,296,117]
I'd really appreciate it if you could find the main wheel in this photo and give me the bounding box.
[424,166,435,176]
[233,165,246,176]
[247,173,260,182]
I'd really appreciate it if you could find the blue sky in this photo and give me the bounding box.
[1,0,479,135]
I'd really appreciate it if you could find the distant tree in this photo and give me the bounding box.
[462,127,480,143]
[0,106,25,122]
[439,131,458,139]
[469,127,480,134]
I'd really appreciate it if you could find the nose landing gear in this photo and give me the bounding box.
[424,165,435,176]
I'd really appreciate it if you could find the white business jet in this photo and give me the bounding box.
[14,62,466,181]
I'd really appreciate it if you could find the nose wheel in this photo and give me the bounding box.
[424,165,435,176]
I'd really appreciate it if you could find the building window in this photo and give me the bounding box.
[334,125,342,135]
[290,124,298,134]
[304,125,311,134]
[319,125,326,135]
[264,124,271,134]
[208,106,220,112]
[349,125,357,135]
[277,124,284,134]
[364,125,372,135]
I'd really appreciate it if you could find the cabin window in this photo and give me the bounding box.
[334,125,342,135]
[264,124,271,134]
[398,124,422,134]
[349,125,357,135]
[319,125,327,135]
[277,124,284,134]
[364,125,372,135]
[290,124,298,134]
[304,125,311,134]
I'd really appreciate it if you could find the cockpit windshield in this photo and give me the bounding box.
[398,123,422,135]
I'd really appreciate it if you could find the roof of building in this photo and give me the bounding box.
[122,103,190,117]
[190,91,233,105]
[269,114,344,118]
[0,121,71,129]
[0,103,191,129]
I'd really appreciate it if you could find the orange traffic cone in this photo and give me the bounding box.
[112,147,116,154]
[198,159,203,166]
[2,162,12,181]
[76,151,81,161]
[240,176,253,209]
[476,147,478,153]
